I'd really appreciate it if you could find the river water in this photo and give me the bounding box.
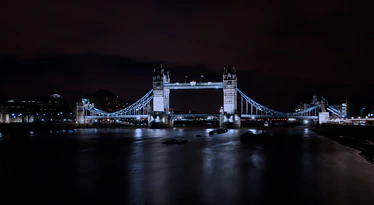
[0,127,373,205]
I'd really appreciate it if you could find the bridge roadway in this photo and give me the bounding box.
[241,115,318,120]
[84,114,220,120]
[84,114,317,120]
[163,82,223,89]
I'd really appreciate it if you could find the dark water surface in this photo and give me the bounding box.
[0,127,373,205]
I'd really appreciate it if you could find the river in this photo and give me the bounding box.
[0,127,373,205]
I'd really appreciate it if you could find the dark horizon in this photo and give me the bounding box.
[1,52,373,114]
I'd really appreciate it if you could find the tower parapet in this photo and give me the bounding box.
[153,64,170,87]
[223,66,237,81]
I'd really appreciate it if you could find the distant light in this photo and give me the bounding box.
[304,120,308,124]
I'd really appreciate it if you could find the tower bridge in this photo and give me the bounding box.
[77,65,342,128]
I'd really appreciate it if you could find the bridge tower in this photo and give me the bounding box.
[318,97,329,124]
[75,102,85,124]
[220,65,241,128]
[149,64,171,128]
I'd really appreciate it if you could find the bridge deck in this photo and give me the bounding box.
[164,82,223,89]
[84,115,148,119]
[84,114,317,120]
[241,115,318,119]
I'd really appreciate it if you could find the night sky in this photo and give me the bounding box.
[1,0,373,113]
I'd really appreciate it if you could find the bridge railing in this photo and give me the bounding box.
[164,82,224,89]
[164,82,223,86]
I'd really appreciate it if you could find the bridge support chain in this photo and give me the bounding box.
[148,111,172,128]
[220,113,241,129]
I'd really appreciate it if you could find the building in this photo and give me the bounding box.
[295,95,319,112]
[329,99,349,117]
[84,89,128,112]
[0,94,73,123]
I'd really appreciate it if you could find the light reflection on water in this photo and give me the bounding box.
[1,127,374,205]
[135,128,142,138]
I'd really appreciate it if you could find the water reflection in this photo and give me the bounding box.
[129,129,146,204]
[1,127,374,205]
[135,128,142,138]
[304,128,309,135]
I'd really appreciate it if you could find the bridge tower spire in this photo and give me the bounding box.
[221,65,241,128]
[149,64,171,128]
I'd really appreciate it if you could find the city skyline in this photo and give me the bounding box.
[0,53,372,114]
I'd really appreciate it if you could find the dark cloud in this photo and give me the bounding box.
[0,0,373,112]
[2,53,369,113]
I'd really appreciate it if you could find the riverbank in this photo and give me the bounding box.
[0,123,83,138]
[310,124,374,163]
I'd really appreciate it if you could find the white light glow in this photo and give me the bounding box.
[155,116,160,122]
[229,116,233,122]
[135,128,142,138]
